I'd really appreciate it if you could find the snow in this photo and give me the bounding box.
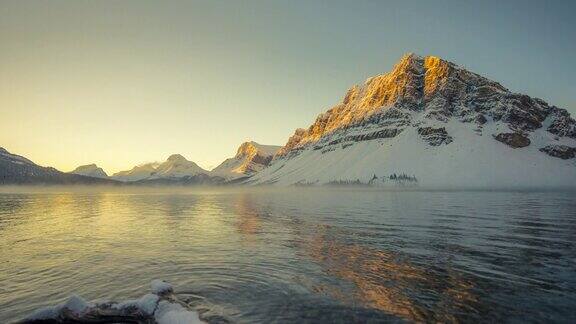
[112,162,159,181]
[151,279,173,294]
[155,300,204,324]
[24,306,60,320]
[248,142,282,156]
[112,154,208,182]
[248,54,576,189]
[211,141,281,179]
[114,293,159,315]
[250,116,576,188]
[152,155,206,179]
[63,295,90,313]
[22,280,205,323]
[25,295,91,320]
[70,164,109,178]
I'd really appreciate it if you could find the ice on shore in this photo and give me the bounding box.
[151,279,174,294]
[156,300,203,324]
[25,295,91,320]
[113,293,159,315]
[20,280,204,324]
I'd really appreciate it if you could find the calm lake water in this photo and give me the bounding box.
[0,188,575,323]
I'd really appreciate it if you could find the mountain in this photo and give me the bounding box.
[153,154,207,179]
[0,147,116,185]
[112,163,159,182]
[211,141,281,179]
[112,154,208,182]
[70,164,108,179]
[248,54,576,188]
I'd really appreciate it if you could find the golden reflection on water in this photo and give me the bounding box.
[0,192,237,270]
[301,224,481,323]
[221,192,482,323]
[0,190,486,323]
[233,194,262,238]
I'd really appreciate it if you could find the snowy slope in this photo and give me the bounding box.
[211,141,281,179]
[249,54,576,188]
[151,154,207,179]
[70,164,108,179]
[112,163,159,182]
[111,154,208,182]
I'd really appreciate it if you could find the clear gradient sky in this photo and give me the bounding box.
[1,0,574,174]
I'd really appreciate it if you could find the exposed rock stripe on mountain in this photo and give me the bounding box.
[248,54,576,187]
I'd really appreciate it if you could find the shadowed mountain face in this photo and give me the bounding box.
[0,148,116,185]
[250,54,576,187]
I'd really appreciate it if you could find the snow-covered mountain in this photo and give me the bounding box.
[153,154,207,179]
[112,154,208,182]
[112,163,159,182]
[211,141,281,179]
[70,164,108,179]
[0,147,115,185]
[248,54,576,188]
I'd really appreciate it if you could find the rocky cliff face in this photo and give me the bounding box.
[211,141,281,179]
[250,54,576,187]
[70,164,108,179]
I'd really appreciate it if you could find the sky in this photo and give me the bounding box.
[1,0,574,174]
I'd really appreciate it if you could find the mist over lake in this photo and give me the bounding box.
[1,187,575,323]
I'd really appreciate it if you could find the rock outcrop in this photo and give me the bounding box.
[539,145,576,160]
[493,133,531,148]
[417,127,453,146]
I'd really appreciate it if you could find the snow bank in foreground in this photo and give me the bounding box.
[20,280,204,324]
[25,295,91,320]
[151,279,174,294]
[156,300,203,324]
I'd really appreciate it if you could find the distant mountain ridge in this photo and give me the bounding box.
[111,162,159,182]
[0,147,116,185]
[111,154,207,182]
[249,53,576,187]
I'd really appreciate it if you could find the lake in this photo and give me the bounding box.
[0,188,575,323]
